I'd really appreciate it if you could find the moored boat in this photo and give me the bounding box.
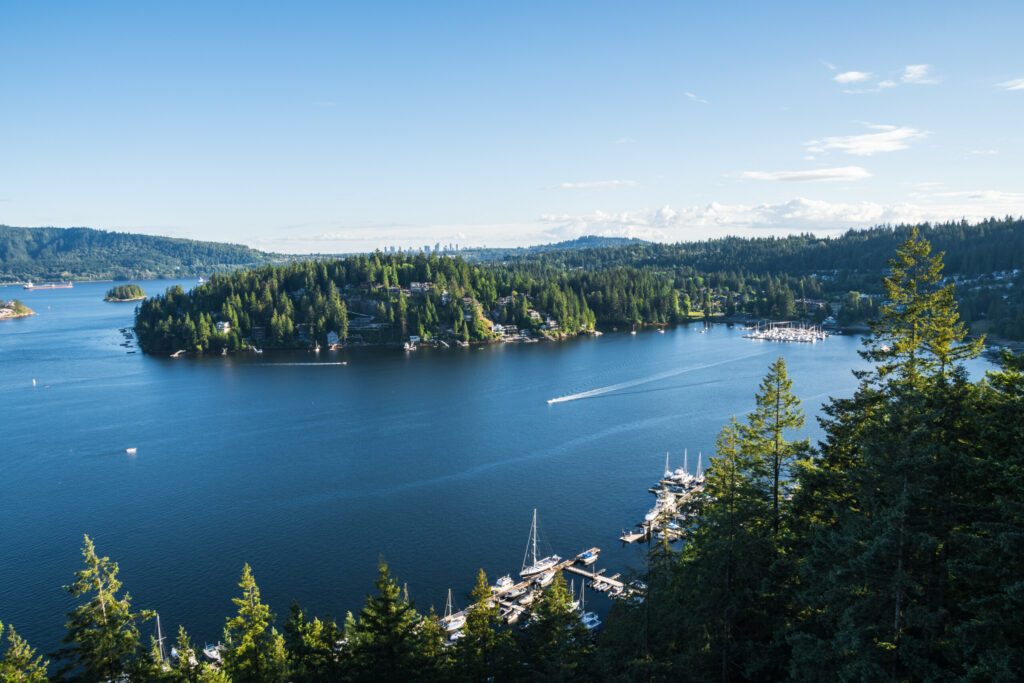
[520,508,561,577]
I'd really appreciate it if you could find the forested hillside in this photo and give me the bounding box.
[4,230,1022,682]
[0,226,272,281]
[133,218,1024,354]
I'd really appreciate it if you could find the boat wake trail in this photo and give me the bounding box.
[546,351,768,404]
[259,362,348,366]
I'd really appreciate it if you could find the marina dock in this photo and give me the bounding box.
[743,321,827,343]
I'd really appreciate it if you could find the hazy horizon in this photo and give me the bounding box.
[2,1,1023,253]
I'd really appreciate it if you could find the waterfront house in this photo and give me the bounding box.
[215,321,232,333]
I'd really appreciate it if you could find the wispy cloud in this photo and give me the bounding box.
[806,124,927,156]
[555,180,638,190]
[613,137,635,145]
[538,192,1024,242]
[820,60,837,71]
[968,149,999,156]
[738,166,872,182]
[684,92,709,104]
[902,64,937,84]
[997,78,1024,91]
[834,71,872,84]
[878,80,897,89]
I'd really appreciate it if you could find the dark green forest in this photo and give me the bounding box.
[104,284,146,301]
[133,217,1024,354]
[0,226,272,281]
[3,229,1023,681]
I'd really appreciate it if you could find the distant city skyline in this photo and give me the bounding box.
[2,1,1023,253]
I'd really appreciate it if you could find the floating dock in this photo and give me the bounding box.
[743,321,827,343]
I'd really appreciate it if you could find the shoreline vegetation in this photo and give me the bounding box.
[3,230,1022,681]
[0,299,34,320]
[104,283,146,302]
[133,217,1024,357]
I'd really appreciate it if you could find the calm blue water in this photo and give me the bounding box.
[0,280,991,651]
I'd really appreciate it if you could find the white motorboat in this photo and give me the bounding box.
[493,574,514,592]
[581,611,602,631]
[202,643,222,663]
[534,571,555,587]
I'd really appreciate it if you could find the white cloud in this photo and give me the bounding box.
[685,91,709,104]
[821,60,838,71]
[834,71,872,83]
[806,124,927,156]
[901,64,937,84]
[537,192,1024,242]
[555,180,638,190]
[613,137,635,144]
[997,78,1024,91]
[738,166,872,182]
[878,80,897,89]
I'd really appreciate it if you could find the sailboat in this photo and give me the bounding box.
[520,508,561,578]
[578,581,602,631]
[443,588,465,632]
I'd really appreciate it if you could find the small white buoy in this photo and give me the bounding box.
[32,378,37,387]
[125,447,137,455]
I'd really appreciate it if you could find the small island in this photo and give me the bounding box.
[104,284,146,302]
[0,299,35,320]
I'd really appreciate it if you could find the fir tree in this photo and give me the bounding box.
[168,626,200,683]
[518,570,590,681]
[791,228,985,680]
[348,560,429,682]
[741,356,807,536]
[221,564,287,683]
[454,569,514,682]
[283,604,344,682]
[0,621,49,683]
[57,535,152,681]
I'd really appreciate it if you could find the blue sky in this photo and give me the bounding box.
[2,1,1022,252]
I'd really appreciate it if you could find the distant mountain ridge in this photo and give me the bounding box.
[0,225,272,281]
[0,225,645,281]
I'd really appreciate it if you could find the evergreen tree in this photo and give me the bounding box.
[741,356,807,535]
[676,420,775,681]
[348,560,430,682]
[791,228,985,680]
[283,604,345,682]
[0,622,48,683]
[518,571,590,681]
[454,569,514,682]
[57,535,152,681]
[222,564,287,683]
[167,626,200,683]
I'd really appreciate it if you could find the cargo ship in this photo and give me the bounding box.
[23,281,74,290]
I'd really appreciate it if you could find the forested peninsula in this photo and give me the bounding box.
[133,217,1024,355]
[4,230,1022,682]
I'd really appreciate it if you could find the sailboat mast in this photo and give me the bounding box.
[684,448,688,474]
[531,509,538,565]
[155,612,166,662]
